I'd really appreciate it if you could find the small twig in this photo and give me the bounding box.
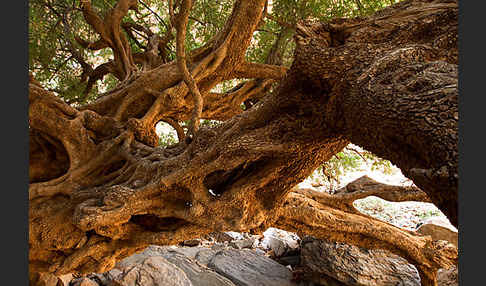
[124,27,147,50]
[266,14,295,30]
[138,0,169,30]
[263,0,268,19]
[256,28,278,35]
[189,16,210,26]
[48,54,74,82]
[355,0,364,15]
[124,24,150,40]
[345,146,368,162]
[61,8,95,84]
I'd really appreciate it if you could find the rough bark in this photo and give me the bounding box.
[292,0,458,226]
[29,1,458,285]
[275,178,456,286]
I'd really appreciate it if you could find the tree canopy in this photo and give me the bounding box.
[29,0,396,103]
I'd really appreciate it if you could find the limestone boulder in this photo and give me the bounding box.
[300,237,421,286]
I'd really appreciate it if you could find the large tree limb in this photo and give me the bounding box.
[80,0,139,80]
[161,117,185,142]
[232,62,288,80]
[290,0,458,226]
[29,84,96,168]
[175,0,204,139]
[202,79,274,121]
[30,72,350,273]
[295,175,430,213]
[275,188,456,286]
[29,2,458,285]
[79,0,267,124]
[74,37,109,51]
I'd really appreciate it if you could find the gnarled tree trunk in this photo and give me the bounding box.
[29,0,458,285]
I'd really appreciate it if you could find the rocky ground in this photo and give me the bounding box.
[39,211,457,286]
[34,159,459,286]
[43,221,457,286]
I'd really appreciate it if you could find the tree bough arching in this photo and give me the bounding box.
[29,0,458,285]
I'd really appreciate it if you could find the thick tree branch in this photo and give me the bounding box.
[291,0,458,226]
[80,0,139,80]
[175,0,203,139]
[80,0,266,127]
[29,84,95,168]
[294,175,430,214]
[161,117,185,142]
[203,79,274,121]
[79,0,109,43]
[232,62,287,80]
[30,55,351,272]
[274,189,456,286]
[74,37,109,51]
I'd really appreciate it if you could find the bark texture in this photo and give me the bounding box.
[292,0,458,226]
[29,1,458,285]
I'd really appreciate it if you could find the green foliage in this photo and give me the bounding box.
[188,0,233,48]
[317,144,396,187]
[319,150,361,184]
[417,209,441,219]
[200,119,222,128]
[30,0,398,102]
[246,0,397,66]
[360,149,395,175]
[158,132,178,147]
[157,121,178,147]
[29,0,114,102]
[157,119,222,147]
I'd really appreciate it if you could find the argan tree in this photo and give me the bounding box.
[29,0,458,285]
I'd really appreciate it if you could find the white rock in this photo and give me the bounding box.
[261,228,300,257]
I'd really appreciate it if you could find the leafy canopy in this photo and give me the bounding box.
[29,0,396,103]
